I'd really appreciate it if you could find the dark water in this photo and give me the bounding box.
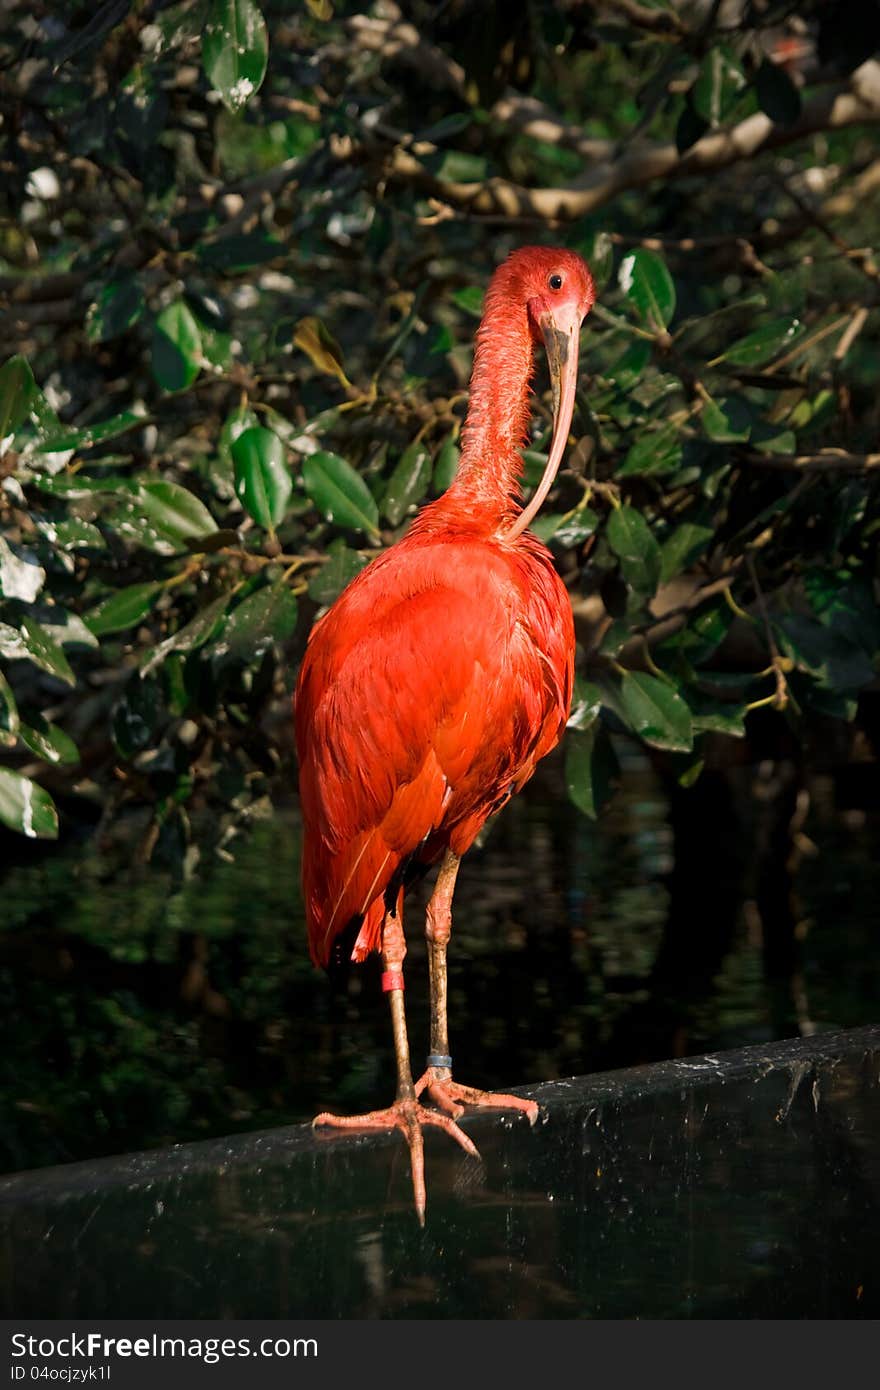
[2,741,879,1175]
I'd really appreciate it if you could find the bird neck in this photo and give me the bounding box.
[448,291,535,519]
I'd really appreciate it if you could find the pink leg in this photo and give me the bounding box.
[313,892,479,1224]
[413,850,539,1126]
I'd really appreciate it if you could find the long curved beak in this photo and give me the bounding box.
[505,301,584,541]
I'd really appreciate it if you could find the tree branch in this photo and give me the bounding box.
[384,60,880,221]
[746,449,880,472]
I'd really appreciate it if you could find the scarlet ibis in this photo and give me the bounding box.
[295,246,595,1221]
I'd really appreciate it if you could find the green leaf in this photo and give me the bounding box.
[152,301,203,391]
[141,594,232,676]
[659,522,714,583]
[565,722,620,819]
[203,0,268,111]
[566,676,603,732]
[750,422,796,455]
[383,442,432,525]
[0,768,58,839]
[112,675,163,759]
[535,506,599,546]
[197,233,284,272]
[692,46,746,126]
[453,286,484,318]
[755,59,801,127]
[36,516,105,552]
[0,670,19,746]
[618,248,676,330]
[32,474,130,498]
[433,437,460,493]
[605,340,651,390]
[418,112,473,142]
[136,480,218,547]
[210,582,298,666]
[85,582,164,636]
[660,600,732,666]
[714,317,803,368]
[29,606,98,653]
[18,615,76,685]
[606,505,662,594]
[434,151,486,182]
[34,410,148,454]
[85,275,145,343]
[577,229,614,292]
[231,427,291,530]
[307,539,369,606]
[302,451,380,536]
[0,537,45,603]
[617,423,683,477]
[774,614,876,692]
[690,699,746,738]
[701,393,753,442]
[218,405,260,476]
[0,355,38,442]
[18,715,80,765]
[604,670,694,753]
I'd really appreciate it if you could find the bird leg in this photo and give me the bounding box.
[414,850,539,1126]
[312,895,479,1225]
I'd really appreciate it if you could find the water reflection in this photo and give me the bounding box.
[1,742,878,1174]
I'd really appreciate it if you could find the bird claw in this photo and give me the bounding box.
[313,1096,480,1226]
[414,1069,540,1126]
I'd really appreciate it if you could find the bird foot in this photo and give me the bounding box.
[312,1097,480,1226]
[414,1069,540,1126]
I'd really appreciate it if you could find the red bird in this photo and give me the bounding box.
[295,246,595,1221]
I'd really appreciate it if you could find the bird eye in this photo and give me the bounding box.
[548,273,563,291]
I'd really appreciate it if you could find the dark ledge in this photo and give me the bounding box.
[3,1025,880,1318]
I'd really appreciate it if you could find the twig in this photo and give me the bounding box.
[746,552,789,712]
[746,448,880,472]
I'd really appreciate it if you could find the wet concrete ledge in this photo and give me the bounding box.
[3,1026,880,1318]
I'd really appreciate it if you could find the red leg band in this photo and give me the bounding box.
[381,970,405,993]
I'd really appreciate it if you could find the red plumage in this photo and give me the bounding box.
[296,516,574,967]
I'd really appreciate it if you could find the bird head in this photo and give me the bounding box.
[494,247,595,539]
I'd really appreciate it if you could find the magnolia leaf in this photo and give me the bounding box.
[302,451,380,537]
[86,276,145,343]
[565,722,620,819]
[0,355,38,445]
[307,539,369,605]
[605,671,694,753]
[0,670,19,746]
[606,505,662,594]
[18,615,76,685]
[0,537,45,603]
[617,424,683,477]
[152,301,202,391]
[383,443,432,525]
[18,715,80,765]
[433,437,460,493]
[85,582,165,636]
[618,248,676,330]
[203,0,268,111]
[0,768,58,839]
[231,427,291,530]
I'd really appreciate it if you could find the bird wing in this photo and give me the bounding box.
[295,536,572,967]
